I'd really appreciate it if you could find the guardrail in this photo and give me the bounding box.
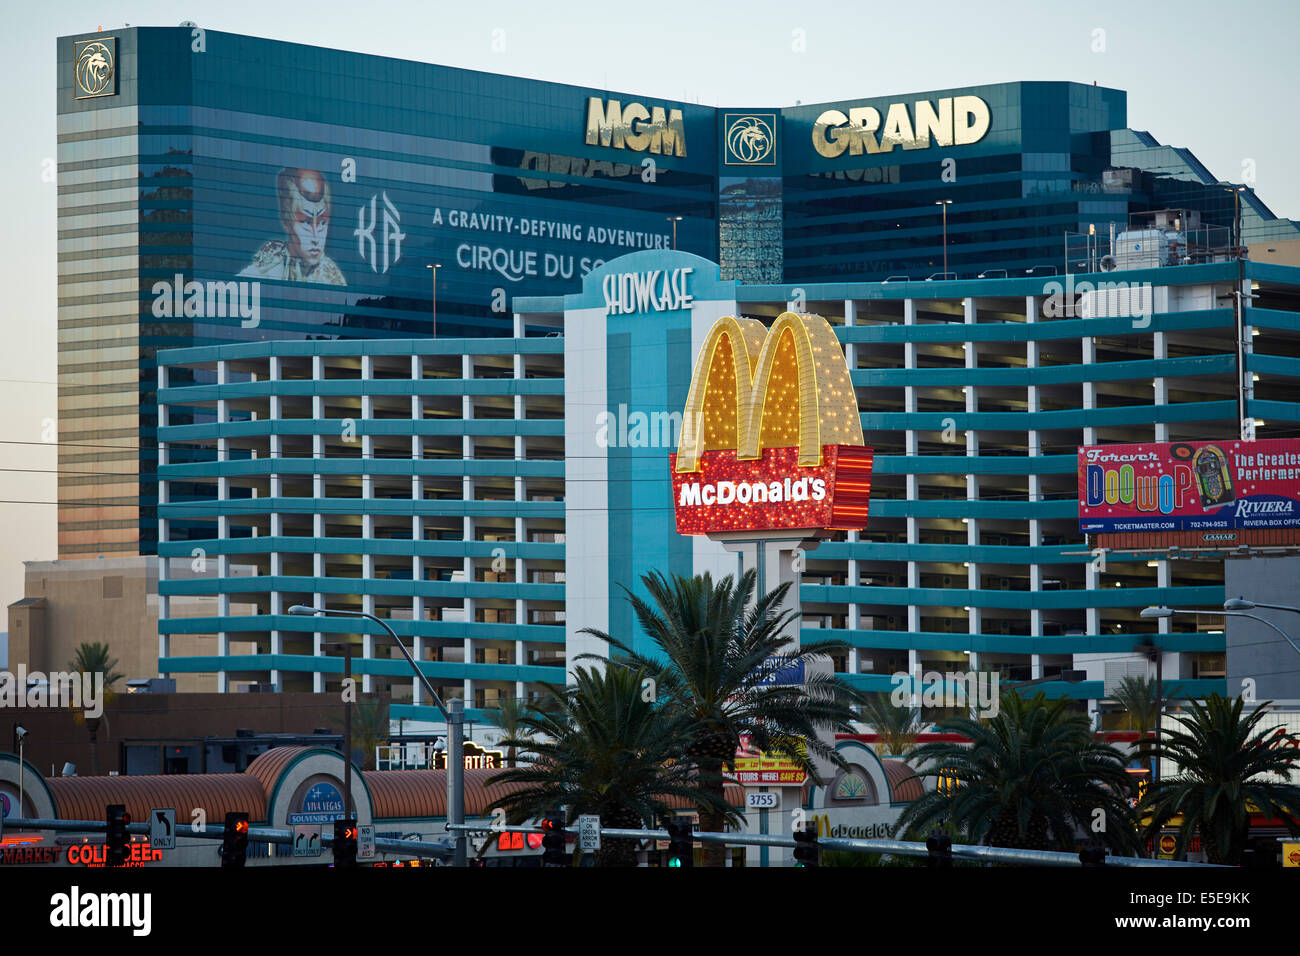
[6,817,1227,867]
[446,823,1224,867]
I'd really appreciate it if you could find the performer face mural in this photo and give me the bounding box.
[278,168,331,267]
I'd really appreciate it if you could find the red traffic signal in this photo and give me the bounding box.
[333,818,359,868]
[105,805,131,868]
[221,812,250,867]
[541,812,567,866]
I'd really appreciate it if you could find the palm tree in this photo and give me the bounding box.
[486,665,735,866]
[582,568,862,867]
[897,691,1140,856]
[1138,694,1300,864]
[486,696,534,768]
[68,642,124,691]
[325,696,389,770]
[1112,675,1161,737]
[1112,674,1179,778]
[69,642,123,775]
[859,691,923,758]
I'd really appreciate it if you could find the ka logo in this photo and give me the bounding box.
[724,114,776,165]
[74,38,117,99]
[355,192,405,274]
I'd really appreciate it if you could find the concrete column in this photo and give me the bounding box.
[1153,331,1168,442]
[412,633,425,707]
[1082,335,1097,447]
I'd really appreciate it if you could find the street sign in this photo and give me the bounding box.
[358,825,376,860]
[289,812,342,825]
[578,815,601,852]
[746,791,781,811]
[149,808,176,850]
[292,824,322,858]
[754,658,805,686]
[290,782,345,825]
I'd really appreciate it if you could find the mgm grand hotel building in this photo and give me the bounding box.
[52,26,1300,725]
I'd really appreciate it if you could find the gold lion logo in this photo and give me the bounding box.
[75,40,116,98]
[724,115,776,165]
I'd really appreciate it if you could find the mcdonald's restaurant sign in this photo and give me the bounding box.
[670,312,873,535]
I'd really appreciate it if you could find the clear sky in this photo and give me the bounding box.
[1,0,1297,611]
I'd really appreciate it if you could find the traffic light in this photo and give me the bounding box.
[925,830,953,868]
[666,819,694,868]
[1243,837,1279,870]
[105,804,130,868]
[792,824,820,868]
[540,812,567,866]
[221,812,250,868]
[333,818,358,868]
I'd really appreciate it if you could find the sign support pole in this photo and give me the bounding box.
[713,529,835,867]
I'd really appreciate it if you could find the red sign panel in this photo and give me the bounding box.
[1078,439,1300,534]
[670,444,873,535]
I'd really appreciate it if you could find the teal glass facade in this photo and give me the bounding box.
[61,18,1300,691]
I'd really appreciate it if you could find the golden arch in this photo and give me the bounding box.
[675,312,863,472]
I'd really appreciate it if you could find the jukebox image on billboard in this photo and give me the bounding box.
[1184,443,1235,509]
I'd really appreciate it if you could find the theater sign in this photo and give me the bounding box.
[670,312,873,535]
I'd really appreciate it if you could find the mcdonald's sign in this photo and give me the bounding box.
[670,312,873,535]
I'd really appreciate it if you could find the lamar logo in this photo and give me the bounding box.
[585,97,686,157]
[813,95,989,158]
[670,312,873,535]
[74,38,116,99]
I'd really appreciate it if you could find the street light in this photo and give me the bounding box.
[935,200,952,277]
[666,215,683,250]
[14,725,28,820]
[1224,597,1300,615]
[290,604,468,866]
[426,263,440,338]
[1142,605,1300,656]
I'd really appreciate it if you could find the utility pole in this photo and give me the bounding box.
[1134,639,1163,785]
[1224,186,1248,438]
